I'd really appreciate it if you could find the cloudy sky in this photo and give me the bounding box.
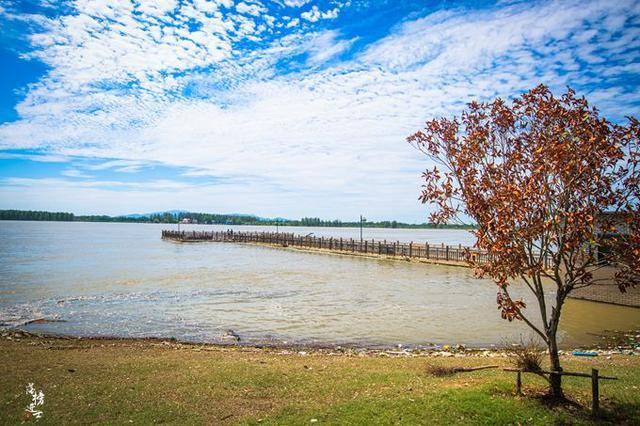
[0,0,639,221]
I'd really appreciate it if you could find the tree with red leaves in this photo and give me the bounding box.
[408,85,639,398]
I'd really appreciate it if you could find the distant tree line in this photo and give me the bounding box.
[0,209,474,229]
[0,210,75,222]
[169,212,263,225]
[292,217,471,229]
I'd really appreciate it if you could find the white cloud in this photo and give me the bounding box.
[235,2,266,16]
[0,152,69,163]
[135,0,179,16]
[284,0,311,7]
[301,5,340,22]
[286,17,299,27]
[192,0,221,14]
[20,0,276,97]
[85,159,147,172]
[2,177,195,191]
[320,7,339,19]
[304,30,355,65]
[60,168,93,178]
[1,0,639,220]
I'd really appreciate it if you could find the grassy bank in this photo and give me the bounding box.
[2,334,640,425]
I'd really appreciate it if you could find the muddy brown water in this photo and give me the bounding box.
[1,221,638,348]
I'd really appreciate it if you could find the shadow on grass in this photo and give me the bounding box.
[597,400,640,425]
[494,387,640,424]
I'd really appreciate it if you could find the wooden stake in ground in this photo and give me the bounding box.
[592,368,599,417]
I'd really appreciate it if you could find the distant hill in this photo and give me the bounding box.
[123,210,187,219]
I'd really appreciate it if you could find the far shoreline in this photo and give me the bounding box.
[0,217,477,231]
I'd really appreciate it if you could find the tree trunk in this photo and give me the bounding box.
[548,334,564,398]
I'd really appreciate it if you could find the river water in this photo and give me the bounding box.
[1,221,638,348]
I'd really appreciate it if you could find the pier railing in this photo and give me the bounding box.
[162,229,551,267]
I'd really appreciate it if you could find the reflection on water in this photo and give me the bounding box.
[0,221,638,348]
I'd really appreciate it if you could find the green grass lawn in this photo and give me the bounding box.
[2,336,639,425]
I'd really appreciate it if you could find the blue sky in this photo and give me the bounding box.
[0,0,639,221]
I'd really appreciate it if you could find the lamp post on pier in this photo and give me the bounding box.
[360,215,366,243]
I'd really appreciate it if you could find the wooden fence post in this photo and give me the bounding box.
[592,368,599,416]
[409,242,413,257]
[516,371,522,395]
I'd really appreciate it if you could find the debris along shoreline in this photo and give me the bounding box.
[2,328,638,358]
